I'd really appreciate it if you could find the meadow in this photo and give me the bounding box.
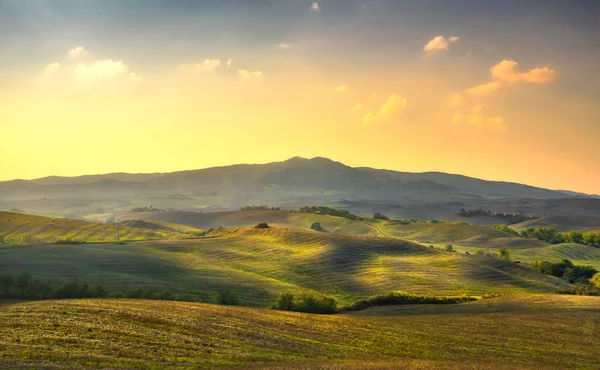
[0,296,598,369]
[0,226,568,307]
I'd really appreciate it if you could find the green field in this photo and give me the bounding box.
[1,296,598,369]
[512,215,600,232]
[0,212,191,244]
[0,227,569,306]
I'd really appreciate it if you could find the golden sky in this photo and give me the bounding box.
[1,1,599,194]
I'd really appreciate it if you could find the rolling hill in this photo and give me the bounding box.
[0,226,569,306]
[1,296,598,369]
[511,215,600,232]
[0,212,191,244]
[2,157,593,216]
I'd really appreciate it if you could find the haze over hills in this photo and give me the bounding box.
[1,157,598,217]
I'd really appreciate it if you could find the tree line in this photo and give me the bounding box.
[290,206,361,220]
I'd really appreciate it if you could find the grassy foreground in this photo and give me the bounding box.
[0,296,598,369]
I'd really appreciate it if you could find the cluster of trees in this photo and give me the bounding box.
[457,208,491,217]
[532,259,597,284]
[0,273,110,300]
[240,206,281,211]
[346,292,478,311]
[372,213,390,220]
[129,206,173,213]
[291,206,360,220]
[272,292,338,314]
[521,228,600,247]
[0,273,196,302]
[254,222,270,229]
[491,224,521,236]
[457,209,538,224]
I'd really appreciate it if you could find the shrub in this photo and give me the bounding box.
[310,222,325,232]
[475,249,485,256]
[498,248,511,261]
[272,293,337,314]
[254,222,270,229]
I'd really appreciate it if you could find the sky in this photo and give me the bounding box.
[1,0,599,194]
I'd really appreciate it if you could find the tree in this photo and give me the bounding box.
[444,244,454,252]
[15,272,33,297]
[0,275,15,297]
[498,248,511,261]
[274,292,295,311]
[591,273,600,289]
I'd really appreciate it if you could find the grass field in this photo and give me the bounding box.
[0,212,190,244]
[112,210,382,236]
[0,296,598,369]
[0,227,568,306]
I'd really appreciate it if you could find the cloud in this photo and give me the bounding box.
[424,35,460,56]
[491,59,556,84]
[451,103,506,131]
[444,92,465,108]
[67,46,88,59]
[238,69,263,78]
[227,58,232,68]
[466,59,557,96]
[73,59,141,83]
[465,81,503,97]
[278,43,291,49]
[352,103,363,111]
[43,62,61,74]
[335,85,349,92]
[310,2,320,11]
[363,94,407,124]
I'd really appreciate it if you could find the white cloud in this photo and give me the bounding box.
[466,59,557,97]
[278,43,291,49]
[363,94,407,124]
[310,2,320,11]
[491,59,556,84]
[227,58,232,68]
[424,35,460,56]
[335,85,349,92]
[73,59,141,83]
[67,46,88,59]
[238,69,263,78]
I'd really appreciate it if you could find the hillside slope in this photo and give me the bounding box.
[511,215,600,232]
[1,297,598,369]
[0,212,190,244]
[0,227,568,306]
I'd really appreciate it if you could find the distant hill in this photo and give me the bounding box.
[511,215,600,232]
[0,157,593,215]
